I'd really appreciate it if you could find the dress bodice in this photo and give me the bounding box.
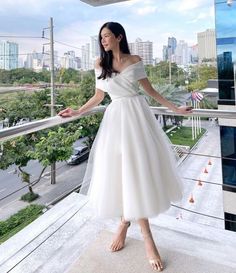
[95,60,147,100]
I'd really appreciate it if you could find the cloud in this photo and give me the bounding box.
[188,12,209,23]
[165,0,212,13]
[135,5,158,15]
[187,6,215,24]
[0,0,215,59]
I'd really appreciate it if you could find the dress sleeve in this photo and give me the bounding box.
[95,69,106,92]
[125,61,147,82]
[134,61,147,81]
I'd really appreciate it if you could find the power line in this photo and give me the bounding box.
[0,53,48,57]
[0,35,46,39]
[180,150,236,161]
[183,176,223,187]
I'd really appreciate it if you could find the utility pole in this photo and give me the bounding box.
[50,17,55,117]
[49,17,56,185]
[42,18,63,185]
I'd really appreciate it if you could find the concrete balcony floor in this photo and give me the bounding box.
[0,192,236,273]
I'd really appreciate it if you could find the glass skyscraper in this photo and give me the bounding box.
[215,0,236,231]
[0,40,18,70]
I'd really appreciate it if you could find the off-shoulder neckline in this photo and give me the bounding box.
[95,60,143,74]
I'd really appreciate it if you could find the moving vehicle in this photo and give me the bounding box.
[67,145,89,165]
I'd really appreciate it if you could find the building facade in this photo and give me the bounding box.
[174,40,189,65]
[0,40,18,70]
[162,45,168,61]
[197,29,216,63]
[91,35,100,59]
[81,43,91,70]
[168,37,177,55]
[215,0,236,232]
[129,38,153,65]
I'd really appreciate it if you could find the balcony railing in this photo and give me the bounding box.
[1,106,236,273]
[1,106,236,141]
[1,106,236,225]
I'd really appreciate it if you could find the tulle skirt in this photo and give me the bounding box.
[80,94,183,220]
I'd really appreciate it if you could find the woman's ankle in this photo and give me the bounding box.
[141,228,152,238]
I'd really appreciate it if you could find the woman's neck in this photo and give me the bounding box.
[112,49,127,64]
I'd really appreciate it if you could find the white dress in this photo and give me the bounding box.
[80,60,183,221]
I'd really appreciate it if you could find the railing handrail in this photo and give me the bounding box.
[1,106,236,142]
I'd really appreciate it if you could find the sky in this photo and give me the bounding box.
[0,0,215,60]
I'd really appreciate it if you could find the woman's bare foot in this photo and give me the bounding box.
[142,231,163,271]
[110,220,131,252]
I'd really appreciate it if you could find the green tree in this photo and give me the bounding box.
[0,127,81,198]
[145,62,185,86]
[187,65,217,91]
[56,68,80,84]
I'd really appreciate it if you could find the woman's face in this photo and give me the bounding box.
[100,27,120,51]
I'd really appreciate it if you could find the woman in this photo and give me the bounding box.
[58,22,192,271]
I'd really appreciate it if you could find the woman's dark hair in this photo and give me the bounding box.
[98,22,130,79]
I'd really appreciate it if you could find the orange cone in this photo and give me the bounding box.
[198,179,203,186]
[189,194,194,203]
[204,168,208,174]
[208,159,212,165]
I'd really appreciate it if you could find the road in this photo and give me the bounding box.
[0,138,88,219]
[0,161,67,206]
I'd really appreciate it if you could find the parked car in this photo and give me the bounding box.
[67,145,89,165]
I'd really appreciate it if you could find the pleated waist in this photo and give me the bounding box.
[111,94,143,101]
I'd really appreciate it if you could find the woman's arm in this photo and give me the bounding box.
[138,78,192,114]
[58,89,105,117]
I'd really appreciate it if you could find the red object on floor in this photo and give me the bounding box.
[204,168,208,173]
[198,179,203,186]
[189,194,194,203]
[208,159,212,165]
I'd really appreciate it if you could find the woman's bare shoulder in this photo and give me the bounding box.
[129,55,142,63]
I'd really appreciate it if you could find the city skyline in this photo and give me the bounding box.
[1,30,217,71]
[0,0,215,60]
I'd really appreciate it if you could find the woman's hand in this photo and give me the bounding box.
[57,108,80,118]
[175,106,193,115]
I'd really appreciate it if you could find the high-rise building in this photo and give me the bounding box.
[215,2,236,232]
[42,50,58,69]
[129,38,153,65]
[197,29,216,63]
[25,51,44,70]
[168,37,177,55]
[60,51,77,69]
[174,40,189,65]
[91,35,100,59]
[0,40,18,70]
[81,43,91,70]
[162,45,168,61]
[75,57,81,70]
[189,44,198,64]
